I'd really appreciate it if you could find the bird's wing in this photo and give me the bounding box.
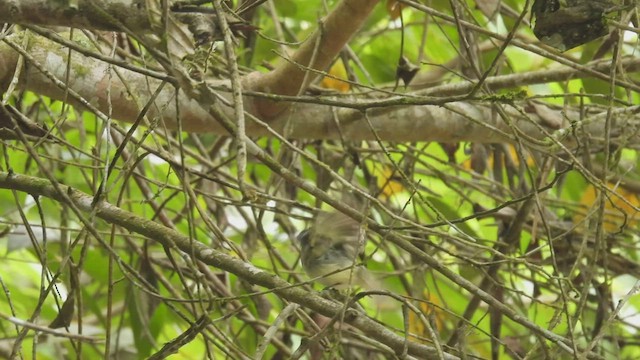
[311,211,362,259]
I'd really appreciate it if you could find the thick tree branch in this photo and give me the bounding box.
[0,0,151,31]
[1,32,638,144]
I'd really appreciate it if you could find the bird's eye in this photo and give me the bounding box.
[297,229,310,245]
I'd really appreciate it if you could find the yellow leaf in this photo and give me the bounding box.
[408,291,445,342]
[320,60,350,93]
[576,184,640,232]
[462,144,534,173]
[372,164,405,198]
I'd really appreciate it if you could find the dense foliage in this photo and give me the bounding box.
[0,0,639,359]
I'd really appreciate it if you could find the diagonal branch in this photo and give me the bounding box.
[245,0,380,118]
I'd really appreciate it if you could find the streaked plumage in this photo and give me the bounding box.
[297,212,376,289]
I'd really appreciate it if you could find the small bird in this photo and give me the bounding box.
[297,211,378,290]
